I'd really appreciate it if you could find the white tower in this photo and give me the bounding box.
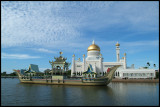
[116,42,120,62]
[71,54,75,77]
[83,54,86,71]
[99,54,103,75]
[124,53,127,69]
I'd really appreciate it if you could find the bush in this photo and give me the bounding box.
[156,72,159,78]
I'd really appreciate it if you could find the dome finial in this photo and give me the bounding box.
[116,41,120,46]
[88,40,100,51]
[92,40,95,44]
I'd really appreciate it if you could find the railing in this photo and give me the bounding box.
[1,76,18,78]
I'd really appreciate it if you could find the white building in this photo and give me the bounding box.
[71,40,155,79]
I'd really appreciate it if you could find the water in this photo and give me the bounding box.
[1,78,159,106]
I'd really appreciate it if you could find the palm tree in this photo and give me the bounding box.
[153,64,156,69]
[147,62,150,68]
[44,69,51,76]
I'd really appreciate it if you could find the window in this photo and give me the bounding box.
[77,65,82,67]
[123,73,125,76]
[143,73,145,76]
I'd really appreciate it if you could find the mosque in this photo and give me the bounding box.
[71,40,155,79]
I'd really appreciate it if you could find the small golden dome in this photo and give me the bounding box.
[116,42,120,46]
[87,40,100,51]
[59,52,63,55]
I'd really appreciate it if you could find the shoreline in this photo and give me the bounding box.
[1,76,159,83]
[111,78,159,83]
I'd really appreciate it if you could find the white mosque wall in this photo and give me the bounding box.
[114,69,155,79]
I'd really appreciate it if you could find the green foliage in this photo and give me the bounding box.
[1,71,17,76]
[143,67,148,69]
[1,72,7,76]
[153,64,156,67]
[67,70,71,75]
[44,69,51,73]
[156,72,159,78]
[147,62,150,67]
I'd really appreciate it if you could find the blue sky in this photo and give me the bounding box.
[1,1,159,73]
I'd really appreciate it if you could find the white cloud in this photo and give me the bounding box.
[33,48,57,53]
[2,53,41,59]
[39,68,51,72]
[1,1,159,48]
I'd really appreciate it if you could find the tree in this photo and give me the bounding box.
[147,62,150,68]
[1,72,6,76]
[9,71,17,76]
[153,64,156,68]
[44,69,51,75]
[67,70,71,75]
[156,72,159,79]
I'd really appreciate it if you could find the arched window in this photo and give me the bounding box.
[57,66,60,69]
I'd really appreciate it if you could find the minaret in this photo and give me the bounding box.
[99,53,103,74]
[124,53,127,69]
[83,54,85,72]
[115,42,120,62]
[71,54,75,77]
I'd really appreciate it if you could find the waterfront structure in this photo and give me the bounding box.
[71,40,155,79]
[14,65,121,86]
[24,64,42,76]
[49,52,71,75]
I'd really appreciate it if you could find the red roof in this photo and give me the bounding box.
[107,68,111,72]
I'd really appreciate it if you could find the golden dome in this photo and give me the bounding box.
[87,40,100,51]
[116,42,120,46]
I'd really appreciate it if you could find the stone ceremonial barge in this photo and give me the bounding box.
[14,65,120,86]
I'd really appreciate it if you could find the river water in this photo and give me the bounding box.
[1,78,159,106]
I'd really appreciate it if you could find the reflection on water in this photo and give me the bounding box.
[1,78,159,106]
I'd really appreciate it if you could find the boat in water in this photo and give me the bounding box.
[14,65,121,86]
